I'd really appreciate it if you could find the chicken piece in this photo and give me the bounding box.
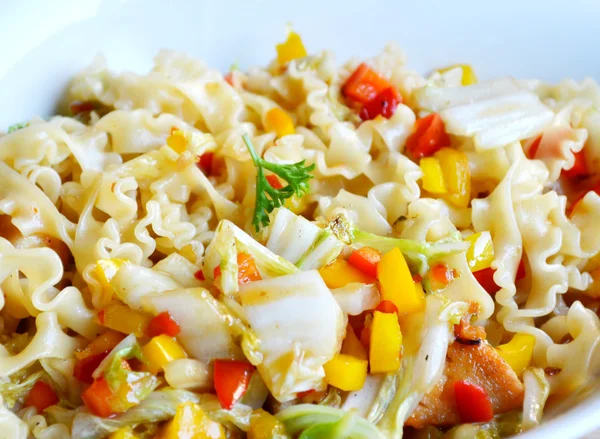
[406,340,524,428]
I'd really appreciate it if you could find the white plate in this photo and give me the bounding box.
[1,0,599,437]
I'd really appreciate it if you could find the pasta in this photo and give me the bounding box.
[1,29,600,439]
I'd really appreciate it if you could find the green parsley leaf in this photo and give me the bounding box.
[7,122,28,133]
[242,134,315,232]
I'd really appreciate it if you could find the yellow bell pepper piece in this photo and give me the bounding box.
[377,248,424,314]
[435,147,471,208]
[496,333,535,376]
[108,427,138,439]
[284,194,308,215]
[276,31,307,65]
[100,303,150,337]
[420,157,448,194]
[166,129,187,154]
[264,107,295,138]
[92,259,127,307]
[162,402,225,439]
[142,335,188,375]
[248,409,288,439]
[341,325,368,360]
[438,64,478,86]
[323,353,368,391]
[465,231,495,272]
[319,259,374,289]
[369,311,402,373]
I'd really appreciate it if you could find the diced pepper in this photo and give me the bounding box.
[369,311,402,373]
[319,259,375,289]
[92,258,127,305]
[166,128,187,154]
[142,335,188,375]
[266,174,283,189]
[213,360,255,410]
[70,100,97,115]
[377,248,424,314]
[496,333,536,376]
[284,194,308,215]
[214,252,262,285]
[194,269,205,281]
[74,352,108,384]
[454,380,494,423]
[108,427,138,439]
[347,246,382,278]
[264,107,295,137]
[561,149,588,179]
[475,259,526,295]
[198,152,214,175]
[248,409,288,439]
[342,63,391,104]
[376,300,399,314]
[82,377,115,418]
[24,381,58,413]
[276,31,307,66]
[435,147,471,208]
[438,64,478,86]
[406,114,451,158]
[430,263,455,285]
[147,312,181,338]
[99,303,151,337]
[359,86,401,120]
[420,157,448,194]
[76,330,125,360]
[162,402,226,439]
[323,354,368,391]
[341,325,368,360]
[465,232,495,272]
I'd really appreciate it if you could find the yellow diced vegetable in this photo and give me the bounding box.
[377,248,424,314]
[420,157,448,194]
[100,303,150,337]
[435,147,471,208]
[264,107,295,137]
[465,231,495,272]
[92,259,127,307]
[341,325,368,360]
[166,129,187,154]
[142,335,187,375]
[323,353,368,391]
[276,31,307,65]
[162,402,225,439]
[108,427,138,439]
[248,409,288,439]
[369,311,402,373]
[284,194,308,215]
[319,259,374,289]
[438,64,478,86]
[496,333,535,376]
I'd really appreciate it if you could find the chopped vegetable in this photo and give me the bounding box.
[323,353,368,391]
[561,148,588,179]
[341,325,368,360]
[359,86,401,120]
[454,380,494,423]
[342,63,391,104]
[248,409,288,439]
[213,360,255,410]
[99,303,151,337]
[214,252,262,285]
[465,231,494,272]
[7,121,28,133]
[70,101,97,115]
[369,310,402,373]
[430,263,455,286]
[406,114,450,158]
[194,269,205,281]
[420,157,448,194]
[435,147,471,208]
[347,246,382,278]
[319,258,375,289]
[198,152,214,175]
[276,31,307,65]
[74,352,109,384]
[161,401,226,439]
[438,64,478,86]
[522,368,550,430]
[76,330,125,360]
[474,259,526,294]
[108,427,138,439]
[166,128,187,153]
[264,107,295,137]
[266,174,283,189]
[377,248,424,314]
[496,333,536,376]
[243,134,315,231]
[23,380,58,413]
[92,258,127,305]
[147,311,181,338]
[82,377,115,418]
[376,300,399,314]
[142,335,188,375]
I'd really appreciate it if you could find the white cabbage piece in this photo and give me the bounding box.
[111,264,180,309]
[238,270,346,401]
[331,283,380,315]
[522,367,550,430]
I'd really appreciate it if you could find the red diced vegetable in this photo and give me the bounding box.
[359,325,371,348]
[454,380,494,423]
[342,63,391,104]
[266,174,283,189]
[431,263,454,285]
[473,267,500,295]
[348,247,382,278]
[198,152,214,175]
[74,352,108,384]
[375,300,399,314]
[24,381,59,413]
[561,149,588,179]
[406,114,451,158]
[214,253,262,285]
[194,269,205,281]
[147,311,181,338]
[70,101,96,115]
[359,87,401,121]
[82,378,115,418]
[297,389,316,399]
[213,360,255,410]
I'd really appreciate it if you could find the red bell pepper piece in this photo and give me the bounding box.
[474,259,526,295]
[74,352,109,384]
[375,300,399,314]
[342,63,391,104]
[454,380,494,423]
[348,247,382,278]
[359,325,371,348]
[24,381,59,413]
[198,152,214,175]
[359,87,401,121]
[214,252,262,285]
[147,311,181,338]
[82,378,115,418]
[194,269,205,281]
[431,263,455,285]
[266,174,283,189]
[213,359,255,410]
[297,389,316,399]
[561,149,588,179]
[405,114,451,158]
